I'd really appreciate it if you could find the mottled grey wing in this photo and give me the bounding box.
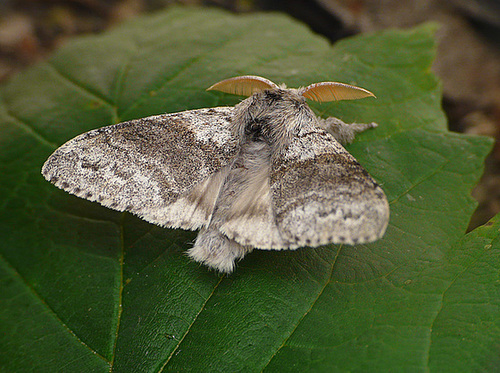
[271,125,389,247]
[42,107,239,230]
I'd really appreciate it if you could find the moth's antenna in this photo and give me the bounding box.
[207,75,279,97]
[302,82,375,102]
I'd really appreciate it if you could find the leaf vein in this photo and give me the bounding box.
[261,245,343,371]
[0,252,110,365]
[390,159,450,205]
[0,98,58,149]
[424,245,491,370]
[46,61,115,109]
[158,276,225,372]
[109,213,126,371]
[118,31,246,119]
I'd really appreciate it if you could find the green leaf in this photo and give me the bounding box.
[0,7,497,372]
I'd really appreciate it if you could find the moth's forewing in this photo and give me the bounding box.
[42,107,240,229]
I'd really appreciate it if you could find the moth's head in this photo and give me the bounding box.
[207,75,376,144]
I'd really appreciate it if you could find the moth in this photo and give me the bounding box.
[42,75,389,273]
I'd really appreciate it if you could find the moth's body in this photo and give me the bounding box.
[42,76,389,273]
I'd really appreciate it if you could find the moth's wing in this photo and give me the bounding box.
[42,107,239,230]
[271,125,389,247]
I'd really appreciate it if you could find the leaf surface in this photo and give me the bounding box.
[0,7,497,372]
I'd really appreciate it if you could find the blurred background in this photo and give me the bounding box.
[1,0,499,229]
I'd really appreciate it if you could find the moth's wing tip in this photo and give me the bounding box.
[41,160,49,179]
[41,154,60,184]
[329,209,390,246]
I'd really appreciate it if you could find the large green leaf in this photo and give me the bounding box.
[0,7,497,372]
